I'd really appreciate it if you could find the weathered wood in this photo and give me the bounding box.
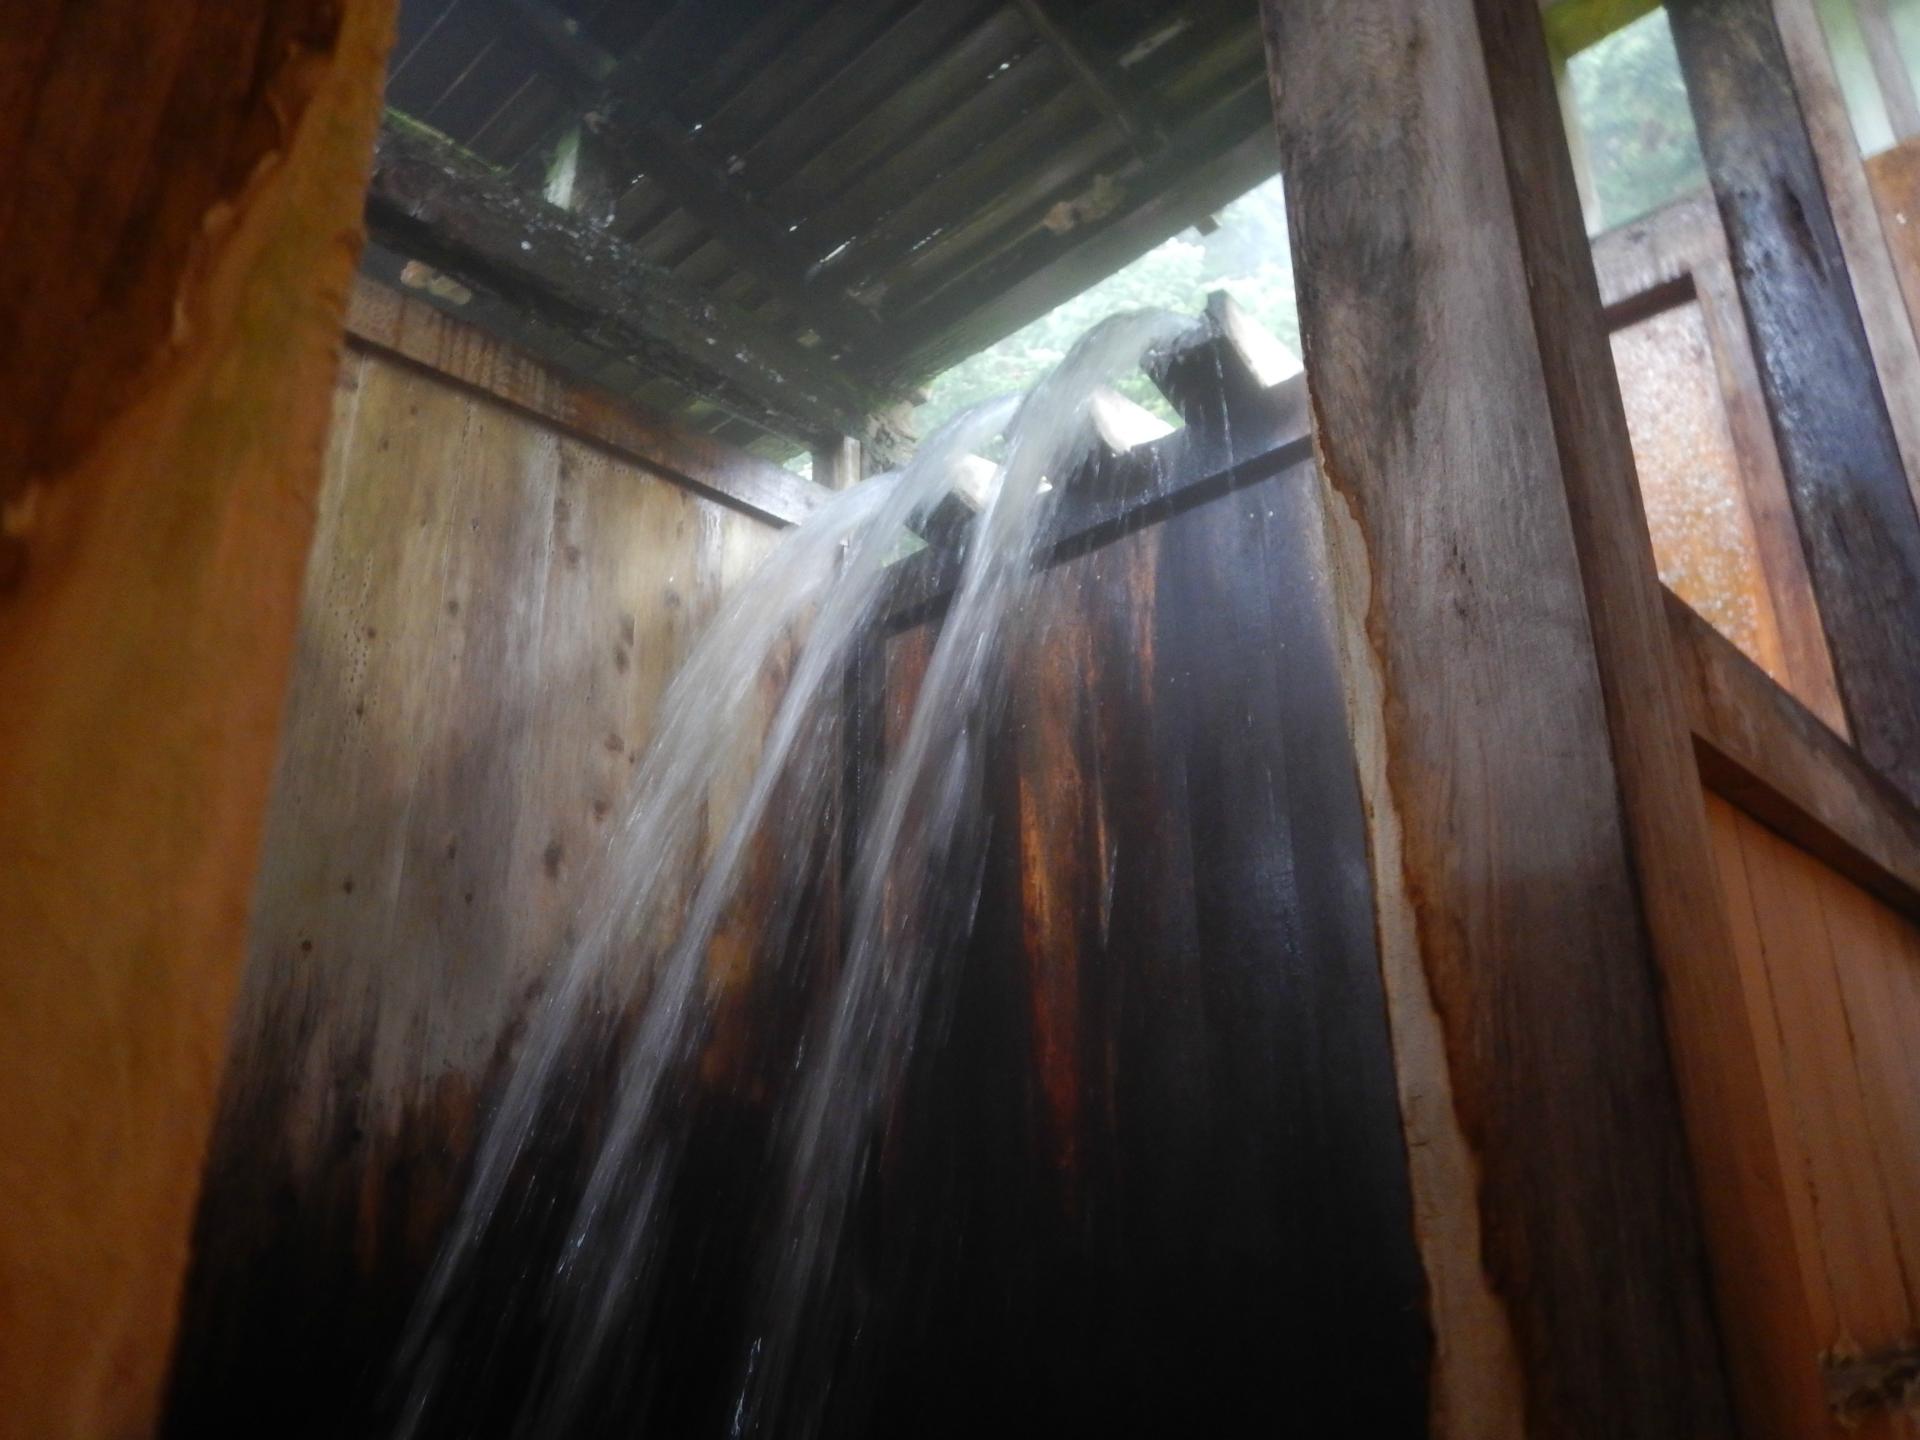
[1267,0,1833,1433]
[491,0,882,349]
[163,338,785,1438]
[0,0,394,1435]
[883,116,1278,384]
[1668,588,1920,919]
[1865,137,1920,350]
[364,113,910,461]
[345,276,832,526]
[1591,193,1846,730]
[1668,0,1920,801]
[810,435,863,491]
[872,463,1431,1435]
[1008,0,1166,156]
[1772,0,1920,509]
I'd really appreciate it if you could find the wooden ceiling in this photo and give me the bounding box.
[373,0,1276,456]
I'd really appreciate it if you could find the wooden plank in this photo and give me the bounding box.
[1669,0,1920,801]
[1733,811,1916,1348]
[1669,589,1920,918]
[363,113,911,461]
[0,0,395,1434]
[884,117,1278,384]
[1009,0,1166,155]
[1773,0,1920,512]
[344,276,832,526]
[1591,194,1847,729]
[164,343,783,1436]
[1266,0,1828,1434]
[870,466,1431,1434]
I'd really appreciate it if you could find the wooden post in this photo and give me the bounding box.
[811,435,865,491]
[0,1,395,1436]
[1668,0,1920,801]
[1263,0,1831,1434]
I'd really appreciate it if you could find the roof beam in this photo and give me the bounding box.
[491,0,880,349]
[1009,0,1167,156]
[364,113,909,459]
[876,92,1277,385]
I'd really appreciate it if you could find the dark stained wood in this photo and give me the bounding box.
[881,111,1278,385]
[1265,0,1805,1434]
[363,113,911,461]
[865,461,1431,1437]
[1667,0,1920,802]
[345,276,832,526]
[1772,0,1920,500]
[0,0,395,1433]
[1009,0,1166,156]
[163,309,1427,1436]
[1667,588,1920,920]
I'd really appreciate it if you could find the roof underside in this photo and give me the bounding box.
[378,0,1277,456]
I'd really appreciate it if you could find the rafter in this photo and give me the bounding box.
[364,113,909,459]
[1009,0,1167,157]
[490,0,880,349]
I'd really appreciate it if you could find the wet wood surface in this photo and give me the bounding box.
[163,341,782,1436]
[867,463,1430,1436]
[1265,0,1796,1433]
[1669,0,1920,802]
[163,335,1430,1431]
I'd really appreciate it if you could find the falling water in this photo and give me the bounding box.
[390,310,1190,1439]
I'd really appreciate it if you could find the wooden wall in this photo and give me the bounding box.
[164,291,786,1434]
[1706,792,1920,1435]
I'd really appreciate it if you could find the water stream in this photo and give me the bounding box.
[389,312,1192,1438]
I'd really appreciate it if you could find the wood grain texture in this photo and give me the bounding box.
[1771,0,1920,508]
[1670,589,1920,918]
[1705,792,1920,1434]
[163,342,783,1435]
[0,1,394,1436]
[1592,193,1846,731]
[346,277,834,526]
[1266,0,1834,1434]
[868,464,1430,1435]
[1670,0,1920,801]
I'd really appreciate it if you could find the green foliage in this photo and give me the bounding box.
[1567,7,1708,231]
[914,175,1300,437]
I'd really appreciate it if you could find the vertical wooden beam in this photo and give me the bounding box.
[811,435,865,491]
[0,1,395,1435]
[1669,0,1920,801]
[1265,0,1830,1435]
[1770,0,1920,505]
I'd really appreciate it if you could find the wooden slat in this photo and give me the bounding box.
[0,0,395,1434]
[1667,589,1920,919]
[1669,0,1920,802]
[165,341,783,1434]
[1773,0,1920,511]
[344,276,833,526]
[362,114,910,459]
[1591,194,1846,729]
[1010,0,1166,155]
[1262,1,1760,1434]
